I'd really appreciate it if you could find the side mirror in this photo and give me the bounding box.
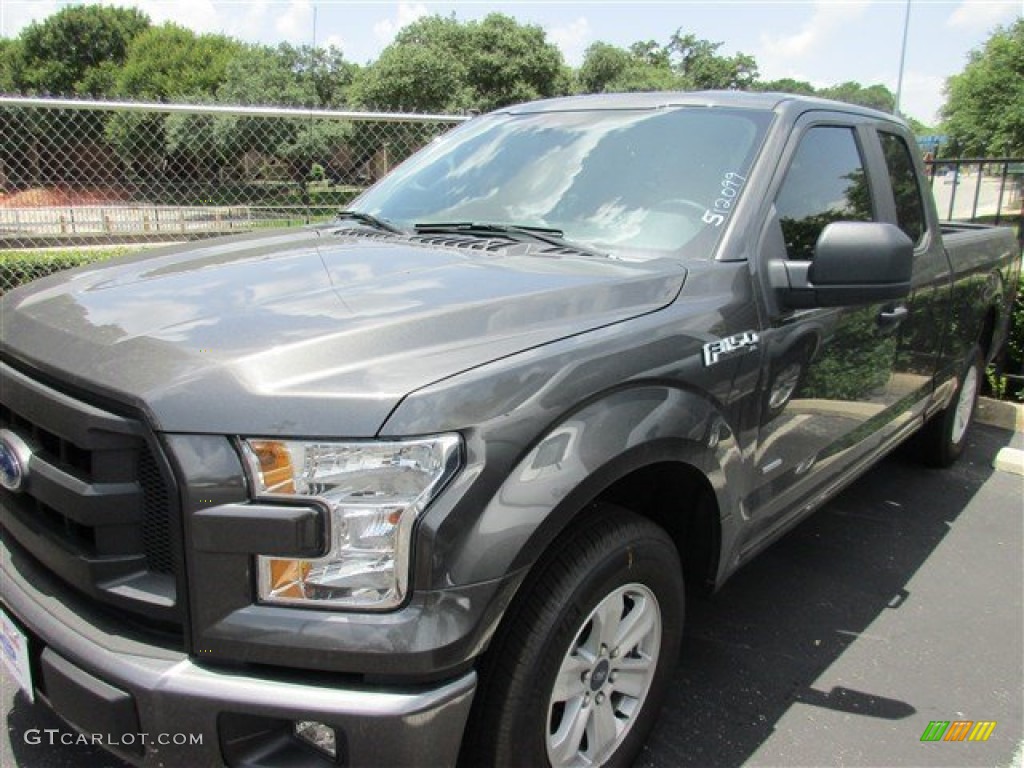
[777,222,914,309]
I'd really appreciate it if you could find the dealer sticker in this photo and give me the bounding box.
[1,609,34,702]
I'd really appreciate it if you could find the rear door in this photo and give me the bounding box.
[875,129,953,415]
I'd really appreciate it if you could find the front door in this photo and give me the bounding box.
[742,118,913,549]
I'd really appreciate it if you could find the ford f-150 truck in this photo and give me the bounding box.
[1,92,1019,768]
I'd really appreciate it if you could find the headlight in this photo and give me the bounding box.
[240,435,461,611]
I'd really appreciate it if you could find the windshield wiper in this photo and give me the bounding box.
[413,221,606,257]
[336,209,404,234]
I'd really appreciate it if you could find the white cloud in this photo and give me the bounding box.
[0,1,60,37]
[758,0,872,71]
[90,0,224,35]
[227,0,272,43]
[274,0,314,42]
[897,70,948,124]
[373,2,428,47]
[547,16,592,67]
[946,0,1020,32]
[324,33,346,52]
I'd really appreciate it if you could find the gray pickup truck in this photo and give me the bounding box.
[1,92,1019,768]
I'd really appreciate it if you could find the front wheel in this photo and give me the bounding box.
[461,505,684,768]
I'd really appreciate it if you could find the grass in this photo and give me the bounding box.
[0,212,338,293]
[0,246,140,261]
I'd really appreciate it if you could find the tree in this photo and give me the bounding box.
[755,78,898,114]
[755,78,817,96]
[942,19,1024,156]
[0,39,23,93]
[14,4,150,96]
[666,32,758,90]
[351,25,473,113]
[818,81,894,113]
[577,31,756,95]
[577,41,676,93]
[215,44,358,185]
[351,14,565,113]
[105,24,246,183]
[115,24,243,101]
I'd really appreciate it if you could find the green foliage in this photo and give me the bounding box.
[0,38,23,92]
[987,275,1024,402]
[102,43,359,186]
[942,19,1024,156]
[115,24,243,101]
[818,82,895,112]
[905,116,935,135]
[351,32,473,113]
[578,41,676,93]
[1009,274,1024,367]
[756,78,817,96]
[219,43,356,108]
[214,44,357,183]
[754,79,896,113]
[0,247,133,293]
[667,31,758,90]
[578,30,757,95]
[351,13,564,113]
[14,4,150,96]
[1002,273,1024,401]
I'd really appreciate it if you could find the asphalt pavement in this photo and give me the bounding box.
[2,425,1022,768]
[639,423,1023,768]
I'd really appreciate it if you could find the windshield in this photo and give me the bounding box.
[355,106,773,261]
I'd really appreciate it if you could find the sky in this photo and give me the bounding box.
[1,0,1021,125]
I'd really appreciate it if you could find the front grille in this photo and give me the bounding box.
[139,446,174,576]
[0,361,181,630]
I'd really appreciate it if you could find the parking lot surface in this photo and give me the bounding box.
[3,425,1022,768]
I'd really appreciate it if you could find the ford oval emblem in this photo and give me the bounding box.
[0,429,32,493]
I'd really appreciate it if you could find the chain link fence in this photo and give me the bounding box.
[2,97,1021,296]
[1,96,466,293]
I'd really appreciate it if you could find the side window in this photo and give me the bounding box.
[775,126,873,260]
[879,131,926,245]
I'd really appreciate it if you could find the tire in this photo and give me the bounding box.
[461,505,684,768]
[917,346,983,468]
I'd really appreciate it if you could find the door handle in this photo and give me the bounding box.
[877,305,909,331]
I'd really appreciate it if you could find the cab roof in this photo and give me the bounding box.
[499,90,905,127]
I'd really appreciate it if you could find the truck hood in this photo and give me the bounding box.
[1,228,685,436]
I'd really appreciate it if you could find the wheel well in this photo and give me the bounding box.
[591,462,720,595]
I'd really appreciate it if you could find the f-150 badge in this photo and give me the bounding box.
[703,331,760,367]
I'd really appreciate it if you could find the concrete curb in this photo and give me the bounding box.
[975,397,1024,433]
[993,448,1024,476]
[976,397,1024,476]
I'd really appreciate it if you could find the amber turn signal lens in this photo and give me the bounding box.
[248,440,296,494]
[266,558,311,599]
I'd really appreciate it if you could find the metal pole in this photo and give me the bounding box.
[895,0,912,115]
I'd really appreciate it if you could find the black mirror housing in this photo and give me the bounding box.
[779,222,914,308]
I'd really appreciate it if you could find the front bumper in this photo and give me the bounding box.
[2,539,476,768]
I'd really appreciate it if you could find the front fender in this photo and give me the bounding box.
[416,384,742,589]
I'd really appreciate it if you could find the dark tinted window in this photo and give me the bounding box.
[879,131,926,245]
[776,126,873,260]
